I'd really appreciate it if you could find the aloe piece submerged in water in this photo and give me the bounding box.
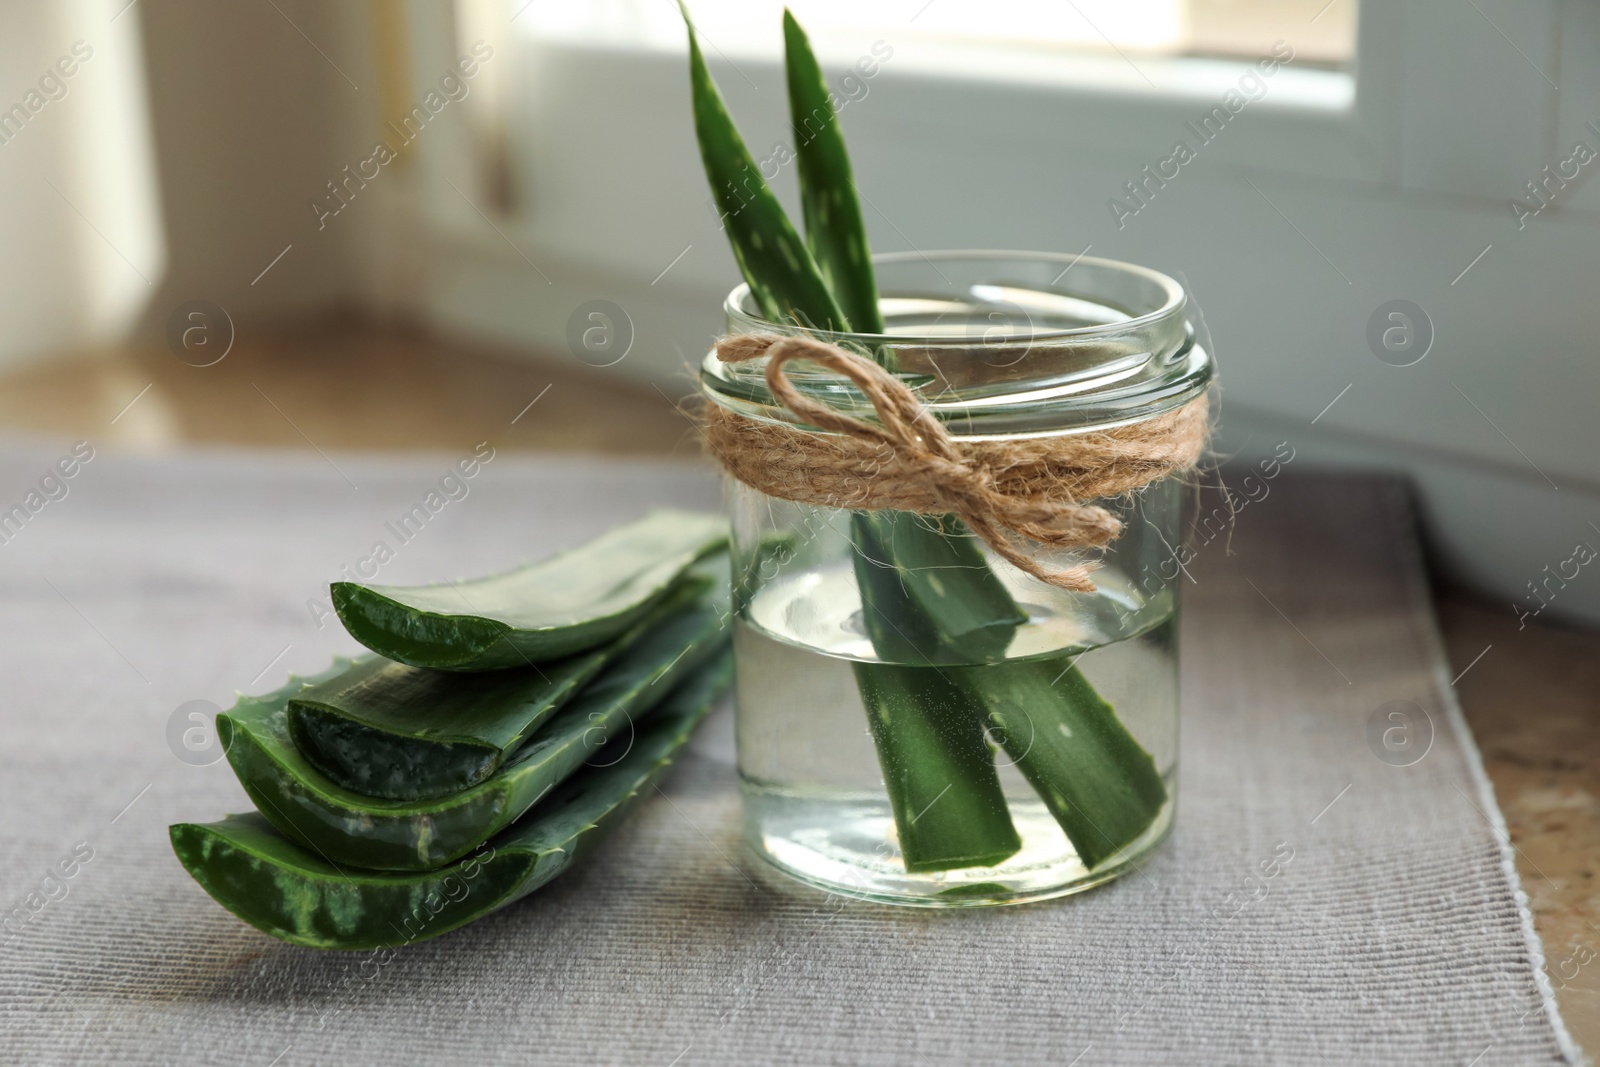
[290,571,717,800]
[848,511,1024,870]
[779,13,1167,872]
[685,7,1164,874]
[681,7,1024,872]
[331,509,727,670]
[223,598,730,870]
[778,15,1026,869]
[955,659,1167,870]
[852,663,1020,872]
[850,511,1024,665]
[172,654,731,951]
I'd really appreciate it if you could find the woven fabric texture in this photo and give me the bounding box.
[0,445,1576,1066]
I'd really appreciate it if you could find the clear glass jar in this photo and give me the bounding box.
[702,251,1211,907]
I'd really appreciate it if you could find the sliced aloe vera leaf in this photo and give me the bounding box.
[224,598,731,870]
[289,573,714,801]
[848,513,947,664]
[678,2,848,331]
[172,655,731,950]
[853,662,1020,872]
[953,658,1167,870]
[690,11,1146,876]
[850,510,1025,665]
[781,15,1024,872]
[782,9,883,335]
[331,509,727,670]
[285,654,602,802]
[847,510,1024,870]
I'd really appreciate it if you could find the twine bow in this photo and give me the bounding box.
[704,333,1208,592]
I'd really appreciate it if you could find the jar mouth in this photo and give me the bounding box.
[703,250,1212,439]
[723,250,1188,346]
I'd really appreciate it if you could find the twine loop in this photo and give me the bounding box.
[704,333,1208,592]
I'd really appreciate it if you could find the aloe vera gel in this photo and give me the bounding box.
[705,253,1210,905]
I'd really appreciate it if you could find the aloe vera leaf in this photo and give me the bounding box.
[732,530,802,609]
[678,1,848,331]
[853,663,1021,872]
[286,653,604,801]
[289,573,715,801]
[850,511,1025,664]
[172,655,731,951]
[782,9,883,335]
[848,509,1023,870]
[848,513,947,664]
[953,658,1167,869]
[777,14,1157,870]
[848,520,1023,870]
[683,7,1019,872]
[224,599,730,870]
[780,13,1020,868]
[331,509,726,670]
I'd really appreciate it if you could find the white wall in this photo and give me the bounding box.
[6,0,1588,625]
[0,0,163,367]
[132,0,394,337]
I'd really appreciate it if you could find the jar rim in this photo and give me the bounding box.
[723,249,1188,345]
[704,249,1212,439]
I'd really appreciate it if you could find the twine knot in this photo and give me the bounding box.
[703,333,1208,592]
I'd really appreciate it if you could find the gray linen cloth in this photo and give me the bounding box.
[0,443,1578,1065]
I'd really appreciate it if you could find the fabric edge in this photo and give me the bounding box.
[1383,478,1586,1067]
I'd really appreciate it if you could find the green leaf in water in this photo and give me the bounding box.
[853,662,1021,872]
[775,12,1022,873]
[954,658,1167,870]
[850,511,1025,665]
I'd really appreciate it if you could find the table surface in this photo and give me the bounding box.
[0,322,1593,1057]
[0,444,1577,1065]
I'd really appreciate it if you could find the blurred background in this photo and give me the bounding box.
[1,0,1596,1037]
[3,0,1596,624]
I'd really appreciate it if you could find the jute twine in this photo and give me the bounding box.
[702,333,1209,592]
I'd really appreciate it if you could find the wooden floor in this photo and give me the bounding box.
[5,321,1595,1050]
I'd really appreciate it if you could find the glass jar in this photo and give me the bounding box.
[702,251,1211,907]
